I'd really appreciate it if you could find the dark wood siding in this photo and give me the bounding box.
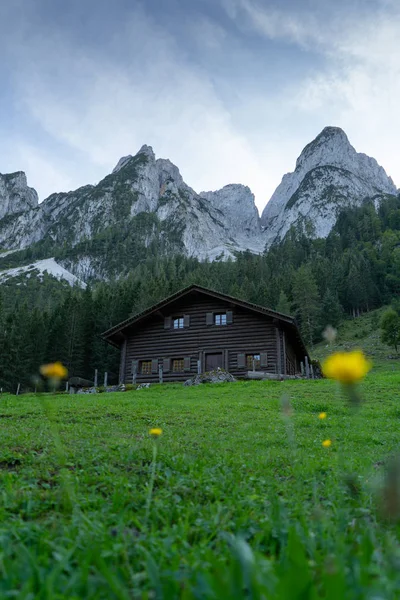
[122,294,285,383]
[285,336,298,376]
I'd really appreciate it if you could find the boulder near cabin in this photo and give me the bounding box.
[102,285,309,384]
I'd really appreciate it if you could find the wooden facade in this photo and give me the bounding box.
[102,285,309,383]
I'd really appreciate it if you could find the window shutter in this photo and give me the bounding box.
[184,356,191,371]
[226,310,233,324]
[183,314,190,328]
[237,353,246,368]
[260,353,268,368]
[163,358,170,372]
[164,316,171,329]
[206,312,213,326]
[151,359,158,373]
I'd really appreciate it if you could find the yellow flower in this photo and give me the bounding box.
[149,428,162,437]
[319,412,327,420]
[40,362,68,379]
[322,439,332,448]
[322,350,371,384]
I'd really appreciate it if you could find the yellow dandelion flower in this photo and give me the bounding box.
[322,439,332,448]
[149,428,162,437]
[319,412,327,420]
[322,350,371,384]
[40,362,68,379]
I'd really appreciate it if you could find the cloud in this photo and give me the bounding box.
[291,7,400,184]
[224,0,400,187]
[1,0,399,218]
[222,0,338,47]
[3,6,268,208]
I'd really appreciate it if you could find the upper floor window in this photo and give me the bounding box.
[215,313,227,326]
[173,317,184,329]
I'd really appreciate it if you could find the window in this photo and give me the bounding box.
[246,354,261,370]
[173,317,184,329]
[141,360,152,375]
[215,313,227,326]
[172,358,184,372]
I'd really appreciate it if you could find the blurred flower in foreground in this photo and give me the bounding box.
[322,439,332,448]
[322,350,371,384]
[319,412,327,420]
[40,362,68,380]
[280,393,293,417]
[149,428,162,437]
[323,325,337,343]
[378,455,400,522]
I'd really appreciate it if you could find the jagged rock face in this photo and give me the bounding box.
[261,127,397,246]
[200,184,261,235]
[0,126,398,284]
[0,172,38,220]
[0,146,264,262]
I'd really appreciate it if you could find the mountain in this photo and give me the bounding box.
[261,126,397,245]
[0,126,398,286]
[0,145,264,281]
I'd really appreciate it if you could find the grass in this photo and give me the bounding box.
[314,306,400,370]
[1,364,400,599]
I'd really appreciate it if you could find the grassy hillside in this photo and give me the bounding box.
[313,307,399,372]
[1,368,400,598]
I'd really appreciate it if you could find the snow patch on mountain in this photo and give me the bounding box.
[0,258,86,288]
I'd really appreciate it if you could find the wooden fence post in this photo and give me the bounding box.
[305,356,310,379]
[94,369,98,388]
[132,361,137,385]
[300,362,304,376]
[104,372,108,388]
[197,359,201,374]
[16,383,20,396]
[159,364,163,384]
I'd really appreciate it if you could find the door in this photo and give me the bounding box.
[205,352,223,371]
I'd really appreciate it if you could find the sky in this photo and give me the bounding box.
[0,0,399,213]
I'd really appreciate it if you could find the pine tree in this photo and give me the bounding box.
[292,265,320,347]
[276,290,292,315]
[381,308,400,352]
[321,289,343,328]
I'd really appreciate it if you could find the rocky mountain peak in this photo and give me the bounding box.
[298,126,348,166]
[260,126,398,246]
[112,145,155,175]
[0,171,39,220]
[200,184,261,235]
[137,144,155,159]
[112,155,132,174]
[293,126,396,194]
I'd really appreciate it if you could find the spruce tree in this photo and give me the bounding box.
[321,289,343,328]
[381,308,400,353]
[276,290,292,315]
[292,265,320,347]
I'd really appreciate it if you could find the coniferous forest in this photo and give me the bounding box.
[1,195,400,392]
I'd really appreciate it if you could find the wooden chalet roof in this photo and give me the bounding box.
[101,284,309,357]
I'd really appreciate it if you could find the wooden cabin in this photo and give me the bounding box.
[102,284,309,384]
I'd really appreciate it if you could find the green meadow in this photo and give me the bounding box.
[1,361,400,599]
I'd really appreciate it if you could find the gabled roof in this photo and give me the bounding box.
[102,284,309,358]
